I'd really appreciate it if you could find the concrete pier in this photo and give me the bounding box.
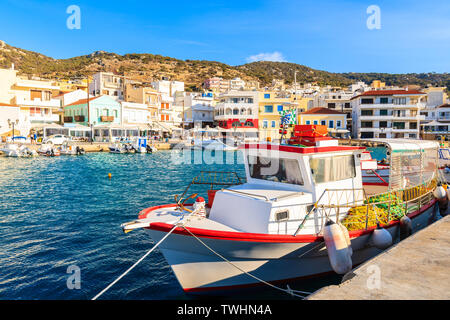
[308,216,450,300]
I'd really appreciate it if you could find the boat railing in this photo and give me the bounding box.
[176,171,245,204]
[294,179,437,235]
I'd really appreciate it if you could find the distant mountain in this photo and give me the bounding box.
[1,41,449,91]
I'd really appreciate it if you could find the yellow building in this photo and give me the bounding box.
[258,92,309,141]
[124,83,160,122]
[298,107,349,138]
[371,80,386,89]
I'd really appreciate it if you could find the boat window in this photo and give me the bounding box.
[310,155,356,183]
[248,155,304,185]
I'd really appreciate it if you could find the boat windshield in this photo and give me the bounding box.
[248,155,304,185]
[310,155,356,183]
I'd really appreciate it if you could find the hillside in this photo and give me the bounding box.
[0,40,449,91]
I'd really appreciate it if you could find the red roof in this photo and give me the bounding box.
[438,104,450,109]
[352,89,425,100]
[301,107,345,115]
[65,96,101,107]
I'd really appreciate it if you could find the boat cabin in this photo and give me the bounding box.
[208,125,366,235]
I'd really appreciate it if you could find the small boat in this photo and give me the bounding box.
[0,143,37,157]
[109,142,134,154]
[37,144,61,157]
[131,138,156,154]
[121,125,443,293]
[59,141,85,156]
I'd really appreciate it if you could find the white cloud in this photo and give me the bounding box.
[246,51,286,63]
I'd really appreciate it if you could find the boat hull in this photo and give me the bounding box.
[145,200,437,293]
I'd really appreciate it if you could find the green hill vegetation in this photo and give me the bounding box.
[0,41,448,92]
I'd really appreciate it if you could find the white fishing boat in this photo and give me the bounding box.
[37,144,61,157]
[0,143,37,157]
[122,125,444,294]
[59,141,85,155]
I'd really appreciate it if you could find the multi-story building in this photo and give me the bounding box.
[214,91,259,134]
[203,77,223,92]
[184,93,215,129]
[351,89,426,139]
[121,101,151,129]
[124,83,160,122]
[258,91,300,141]
[89,72,125,100]
[64,95,121,127]
[0,65,63,136]
[152,80,185,96]
[312,89,355,132]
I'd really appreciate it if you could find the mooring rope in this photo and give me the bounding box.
[91,223,181,300]
[181,225,312,298]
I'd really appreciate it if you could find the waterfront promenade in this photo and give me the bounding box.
[308,215,450,300]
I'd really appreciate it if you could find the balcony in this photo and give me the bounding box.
[74,115,85,122]
[64,116,73,123]
[100,116,114,122]
[16,96,61,108]
[359,103,425,109]
[29,113,60,123]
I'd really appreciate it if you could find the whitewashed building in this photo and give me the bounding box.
[351,89,426,139]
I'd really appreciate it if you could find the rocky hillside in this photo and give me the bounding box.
[0,40,449,91]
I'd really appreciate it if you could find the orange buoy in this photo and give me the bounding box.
[108,173,112,179]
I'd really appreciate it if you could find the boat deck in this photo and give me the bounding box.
[363,184,389,197]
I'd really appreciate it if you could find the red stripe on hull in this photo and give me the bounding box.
[144,199,437,243]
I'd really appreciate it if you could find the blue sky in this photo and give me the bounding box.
[0,0,449,73]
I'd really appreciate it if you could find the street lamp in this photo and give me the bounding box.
[7,118,19,141]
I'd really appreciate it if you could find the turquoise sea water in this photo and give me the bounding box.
[0,151,340,300]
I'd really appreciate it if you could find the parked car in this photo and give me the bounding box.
[42,135,70,145]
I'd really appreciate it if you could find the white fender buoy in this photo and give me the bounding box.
[338,222,352,257]
[434,186,446,200]
[371,224,393,250]
[399,216,412,240]
[323,220,352,275]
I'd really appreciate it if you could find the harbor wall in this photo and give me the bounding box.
[308,215,450,300]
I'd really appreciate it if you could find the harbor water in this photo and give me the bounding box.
[0,150,342,300]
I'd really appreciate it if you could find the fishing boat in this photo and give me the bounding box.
[59,141,85,156]
[37,144,61,157]
[0,143,37,157]
[122,125,444,293]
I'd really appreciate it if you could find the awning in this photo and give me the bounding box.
[421,120,448,126]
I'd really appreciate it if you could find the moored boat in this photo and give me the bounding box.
[122,125,444,293]
[37,144,61,157]
[59,141,85,155]
[0,143,37,157]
